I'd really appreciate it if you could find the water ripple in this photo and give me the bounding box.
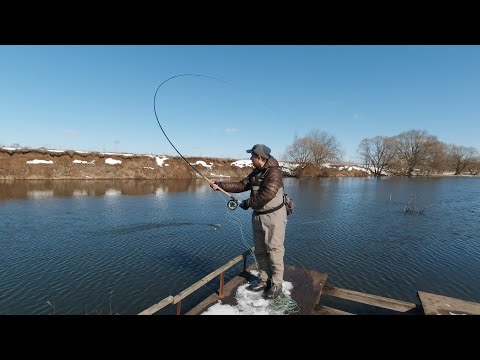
[1,177,479,314]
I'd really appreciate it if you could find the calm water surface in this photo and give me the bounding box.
[0,177,479,314]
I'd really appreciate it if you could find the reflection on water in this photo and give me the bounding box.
[0,179,203,199]
[0,177,479,315]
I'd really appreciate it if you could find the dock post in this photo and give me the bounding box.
[176,301,181,315]
[219,272,225,299]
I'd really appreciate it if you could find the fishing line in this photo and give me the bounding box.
[153,74,230,176]
[268,296,300,315]
[154,74,298,313]
[213,190,300,314]
[212,189,260,270]
[153,73,240,210]
[154,74,260,282]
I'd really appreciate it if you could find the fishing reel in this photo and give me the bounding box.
[227,199,239,210]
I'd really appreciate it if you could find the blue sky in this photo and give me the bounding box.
[1,45,479,161]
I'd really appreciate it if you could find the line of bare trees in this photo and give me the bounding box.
[358,129,479,176]
[284,129,479,177]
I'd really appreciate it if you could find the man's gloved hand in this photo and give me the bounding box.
[239,200,250,210]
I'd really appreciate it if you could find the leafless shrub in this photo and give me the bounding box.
[404,193,429,214]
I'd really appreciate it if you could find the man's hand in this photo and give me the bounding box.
[239,200,250,210]
[210,181,220,191]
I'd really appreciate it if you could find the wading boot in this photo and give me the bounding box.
[264,283,283,300]
[247,279,271,292]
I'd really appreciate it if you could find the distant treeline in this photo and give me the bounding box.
[283,129,479,177]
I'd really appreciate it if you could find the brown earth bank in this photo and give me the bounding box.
[0,147,369,180]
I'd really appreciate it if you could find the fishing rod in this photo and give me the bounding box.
[153,73,240,210]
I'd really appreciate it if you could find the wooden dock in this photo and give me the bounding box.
[187,264,328,315]
[417,291,480,315]
[139,248,480,315]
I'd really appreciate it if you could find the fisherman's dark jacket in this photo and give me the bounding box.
[217,156,284,212]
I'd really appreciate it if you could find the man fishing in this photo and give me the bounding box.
[210,144,287,300]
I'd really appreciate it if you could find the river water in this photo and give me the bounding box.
[0,177,478,314]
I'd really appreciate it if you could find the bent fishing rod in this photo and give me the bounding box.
[153,73,240,210]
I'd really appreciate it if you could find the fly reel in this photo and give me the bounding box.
[227,199,238,210]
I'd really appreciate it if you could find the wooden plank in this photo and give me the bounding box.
[322,284,416,312]
[418,291,480,315]
[173,248,253,304]
[186,263,256,315]
[283,266,328,315]
[138,295,174,315]
[312,304,354,315]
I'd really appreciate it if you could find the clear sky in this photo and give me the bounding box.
[1,45,479,161]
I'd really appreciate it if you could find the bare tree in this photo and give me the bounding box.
[284,135,311,165]
[394,129,438,176]
[423,140,449,174]
[469,156,480,175]
[448,145,479,175]
[358,136,397,177]
[285,130,343,175]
